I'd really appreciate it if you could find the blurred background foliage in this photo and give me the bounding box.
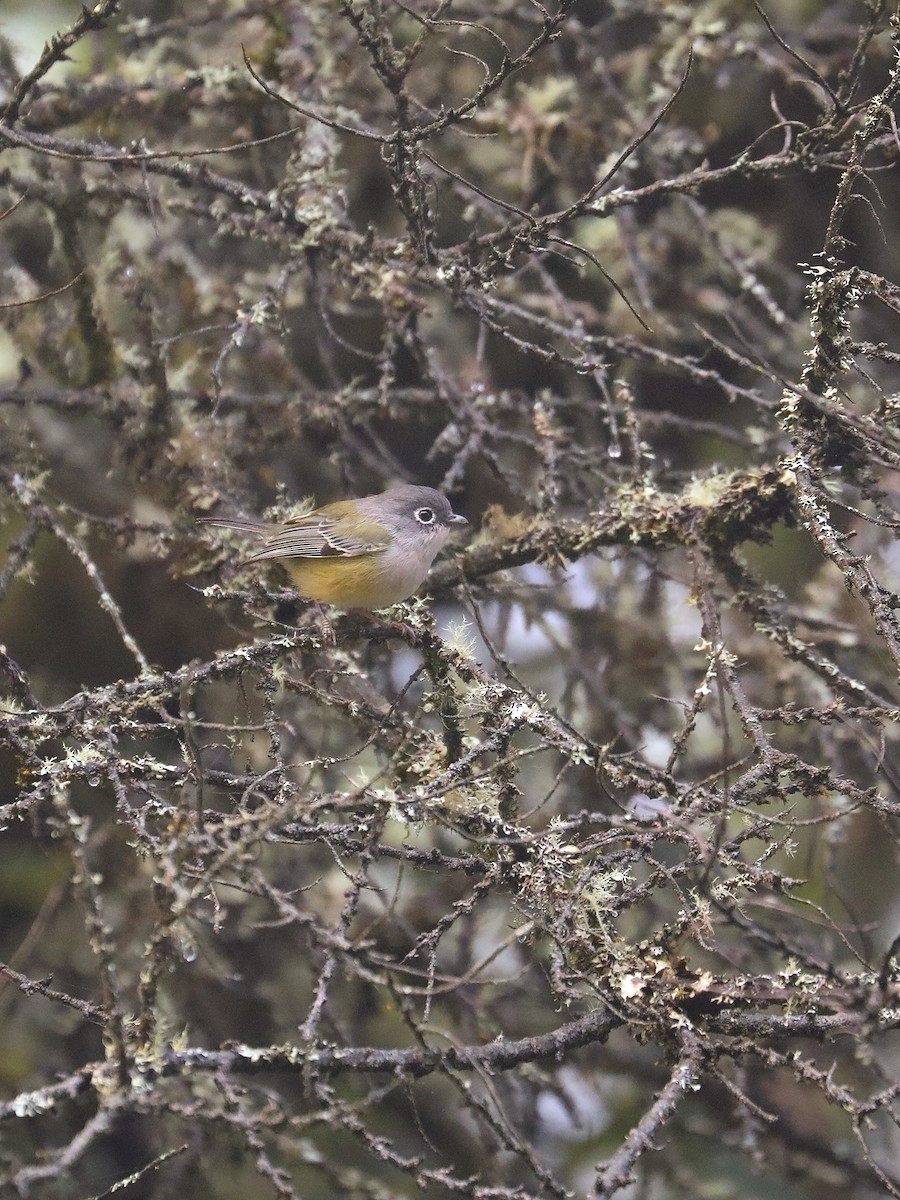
[0,0,899,1197]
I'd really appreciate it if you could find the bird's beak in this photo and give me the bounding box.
[449,513,468,526]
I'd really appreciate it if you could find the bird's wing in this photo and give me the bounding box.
[244,512,392,561]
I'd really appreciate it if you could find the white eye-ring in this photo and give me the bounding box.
[415,507,436,525]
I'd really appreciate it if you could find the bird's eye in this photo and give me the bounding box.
[415,507,436,525]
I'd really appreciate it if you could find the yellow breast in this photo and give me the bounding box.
[282,554,421,609]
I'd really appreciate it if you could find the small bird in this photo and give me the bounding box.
[199,484,467,610]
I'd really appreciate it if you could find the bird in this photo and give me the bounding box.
[199,484,467,610]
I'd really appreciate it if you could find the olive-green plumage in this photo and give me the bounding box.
[200,485,467,609]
